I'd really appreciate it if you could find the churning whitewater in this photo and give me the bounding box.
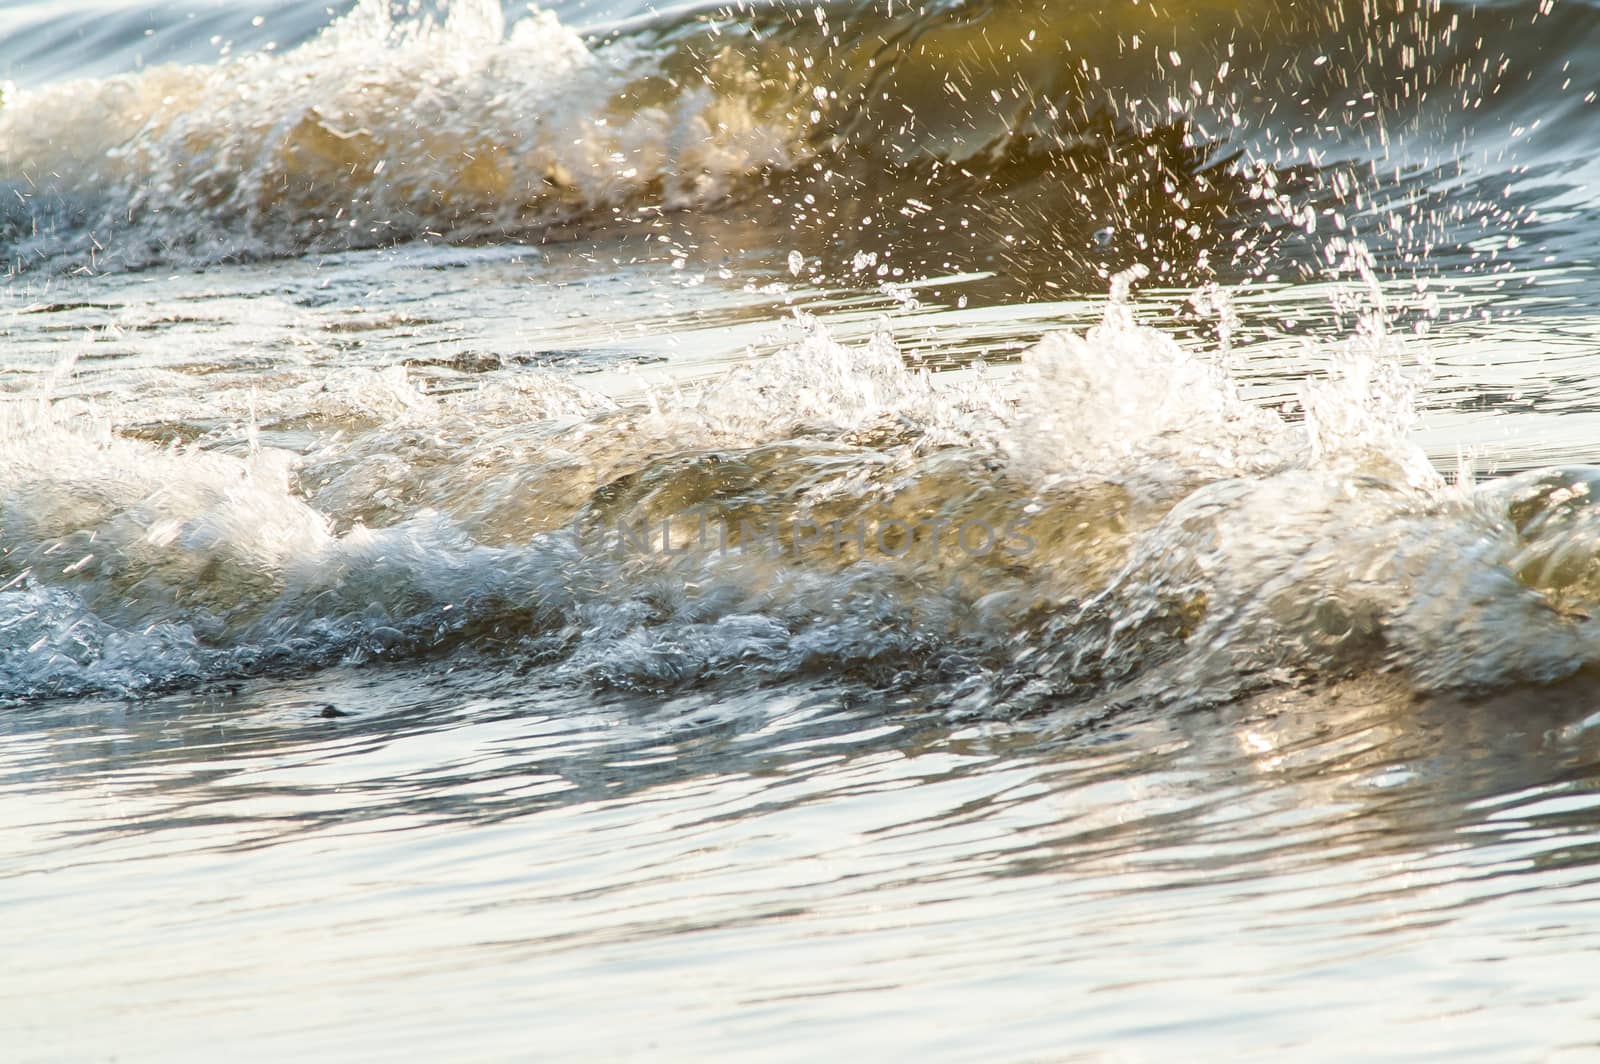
[4,0,1600,714]
[4,271,1599,712]
[0,0,1599,710]
[1,0,1584,284]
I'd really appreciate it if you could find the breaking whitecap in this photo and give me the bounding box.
[3,272,1598,713]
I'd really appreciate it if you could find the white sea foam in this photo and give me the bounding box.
[2,287,1596,709]
[0,1,814,268]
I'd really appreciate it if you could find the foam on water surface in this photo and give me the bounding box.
[2,0,1590,290]
[4,273,1597,715]
[0,0,815,268]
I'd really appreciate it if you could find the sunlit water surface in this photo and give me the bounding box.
[6,0,1600,1058]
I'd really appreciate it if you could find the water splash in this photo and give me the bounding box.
[3,277,1598,711]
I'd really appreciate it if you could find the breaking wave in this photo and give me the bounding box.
[5,278,1599,713]
[2,0,1593,281]
[4,0,1598,713]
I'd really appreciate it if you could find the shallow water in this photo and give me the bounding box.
[8,668,1600,1059]
[5,0,1600,1058]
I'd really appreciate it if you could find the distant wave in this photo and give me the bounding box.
[1,0,1591,277]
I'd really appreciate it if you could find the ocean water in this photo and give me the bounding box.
[5,0,1600,1057]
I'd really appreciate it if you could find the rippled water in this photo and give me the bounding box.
[10,667,1600,1058]
[6,0,1600,1057]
